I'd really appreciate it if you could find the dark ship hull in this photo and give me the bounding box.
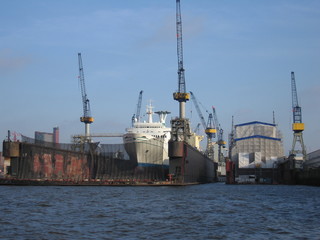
[1,141,169,185]
[169,141,217,184]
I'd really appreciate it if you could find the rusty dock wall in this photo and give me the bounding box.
[3,141,90,180]
[2,140,169,184]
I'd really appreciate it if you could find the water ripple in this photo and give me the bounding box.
[0,184,319,239]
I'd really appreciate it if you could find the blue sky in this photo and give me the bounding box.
[1,0,319,154]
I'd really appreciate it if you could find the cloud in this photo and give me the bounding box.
[0,49,31,73]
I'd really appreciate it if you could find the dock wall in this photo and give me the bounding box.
[2,141,169,182]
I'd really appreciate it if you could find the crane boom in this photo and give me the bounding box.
[190,91,217,158]
[132,90,143,125]
[291,72,302,125]
[211,107,219,134]
[78,53,93,140]
[78,53,93,124]
[136,90,143,122]
[190,91,206,130]
[212,107,225,144]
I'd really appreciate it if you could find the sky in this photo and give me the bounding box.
[1,0,319,154]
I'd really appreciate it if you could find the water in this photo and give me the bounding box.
[0,184,319,240]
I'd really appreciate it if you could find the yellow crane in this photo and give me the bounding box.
[290,71,306,161]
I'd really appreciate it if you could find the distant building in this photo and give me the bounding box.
[305,149,320,168]
[35,127,59,143]
[231,121,284,168]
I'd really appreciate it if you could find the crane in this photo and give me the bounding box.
[193,123,201,134]
[212,106,226,163]
[228,116,235,159]
[78,53,94,140]
[190,91,206,130]
[290,71,306,160]
[132,90,143,126]
[190,91,216,157]
[205,113,216,158]
[173,0,190,119]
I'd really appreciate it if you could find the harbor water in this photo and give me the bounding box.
[0,183,319,239]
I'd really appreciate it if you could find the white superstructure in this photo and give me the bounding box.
[123,103,171,167]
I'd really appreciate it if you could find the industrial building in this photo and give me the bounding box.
[305,149,320,168]
[35,127,59,144]
[230,121,285,182]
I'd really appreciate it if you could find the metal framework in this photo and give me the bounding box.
[173,0,190,118]
[190,91,216,158]
[78,53,94,140]
[212,107,226,162]
[132,90,143,126]
[290,72,306,160]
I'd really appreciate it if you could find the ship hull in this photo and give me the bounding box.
[169,141,217,184]
[123,133,169,167]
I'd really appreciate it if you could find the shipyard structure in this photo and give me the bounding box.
[1,133,175,185]
[228,121,285,183]
[166,0,217,184]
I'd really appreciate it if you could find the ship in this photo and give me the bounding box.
[123,103,171,168]
[168,117,217,184]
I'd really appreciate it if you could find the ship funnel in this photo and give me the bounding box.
[155,111,171,124]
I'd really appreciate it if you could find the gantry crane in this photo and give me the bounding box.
[173,0,190,119]
[132,90,143,126]
[78,53,94,140]
[212,106,226,163]
[290,71,306,160]
[190,91,216,158]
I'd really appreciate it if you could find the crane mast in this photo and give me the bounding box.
[173,0,190,119]
[290,71,306,160]
[190,91,206,131]
[78,53,94,140]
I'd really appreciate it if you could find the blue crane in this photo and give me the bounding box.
[78,53,94,139]
[173,0,190,119]
[290,72,306,160]
[190,91,216,158]
[132,90,143,126]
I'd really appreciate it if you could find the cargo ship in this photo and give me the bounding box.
[123,103,171,168]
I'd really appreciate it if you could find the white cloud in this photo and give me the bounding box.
[0,49,32,73]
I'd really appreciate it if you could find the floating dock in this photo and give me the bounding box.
[1,139,212,186]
